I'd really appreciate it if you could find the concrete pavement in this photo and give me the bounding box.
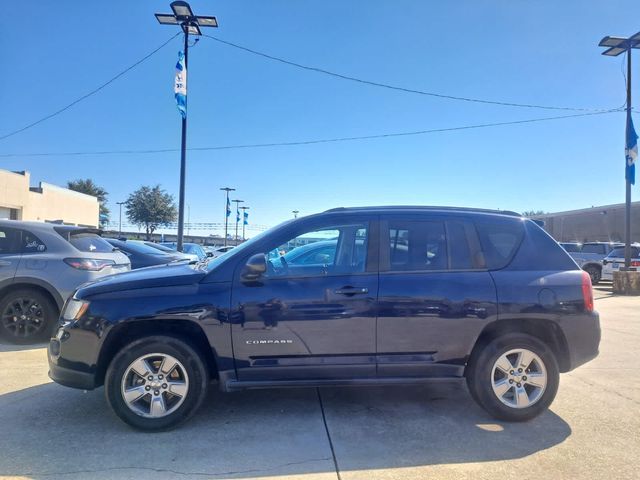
[0,287,637,479]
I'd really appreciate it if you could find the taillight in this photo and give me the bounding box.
[581,271,594,312]
[64,258,115,271]
[631,261,640,267]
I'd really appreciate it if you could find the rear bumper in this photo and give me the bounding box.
[559,311,601,372]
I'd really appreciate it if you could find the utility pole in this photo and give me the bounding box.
[220,187,235,247]
[117,201,125,236]
[155,1,218,252]
[240,206,250,241]
[232,199,244,244]
[598,32,640,271]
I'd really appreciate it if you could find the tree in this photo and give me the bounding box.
[125,185,177,239]
[522,210,547,217]
[67,178,110,222]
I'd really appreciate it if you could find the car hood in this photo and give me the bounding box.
[75,262,207,298]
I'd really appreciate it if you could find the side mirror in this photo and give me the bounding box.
[206,251,214,257]
[242,253,267,281]
[602,260,608,265]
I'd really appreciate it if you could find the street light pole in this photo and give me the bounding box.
[232,199,244,244]
[220,187,235,247]
[598,31,640,270]
[117,201,125,236]
[155,1,218,252]
[240,206,250,241]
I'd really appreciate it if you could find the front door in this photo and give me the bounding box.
[231,217,378,381]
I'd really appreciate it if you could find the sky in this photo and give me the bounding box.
[1,1,638,236]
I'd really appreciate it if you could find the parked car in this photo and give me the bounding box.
[48,206,599,430]
[105,239,187,270]
[559,242,582,253]
[0,220,130,344]
[561,241,623,284]
[601,245,640,281]
[160,242,208,262]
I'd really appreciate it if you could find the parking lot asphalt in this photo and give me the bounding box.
[0,285,638,480]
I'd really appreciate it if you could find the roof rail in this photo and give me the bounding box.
[323,206,522,217]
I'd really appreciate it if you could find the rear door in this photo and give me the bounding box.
[376,214,497,378]
[0,226,21,282]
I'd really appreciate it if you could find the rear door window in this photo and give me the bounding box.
[387,221,448,271]
[474,219,524,270]
[582,244,606,254]
[0,228,20,255]
[68,233,114,253]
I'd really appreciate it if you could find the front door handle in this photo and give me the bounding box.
[0,261,11,267]
[335,286,369,296]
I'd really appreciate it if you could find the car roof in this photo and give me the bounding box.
[0,219,90,232]
[322,206,522,218]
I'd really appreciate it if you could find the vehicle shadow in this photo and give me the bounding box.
[0,382,571,479]
[0,340,47,353]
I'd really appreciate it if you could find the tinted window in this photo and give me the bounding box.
[388,221,447,271]
[581,244,606,254]
[474,219,524,270]
[22,231,46,253]
[608,247,640,258]
[0,228,19,255]
[69,233,114,253]
[447,221,474,269]
[560,243,582,253]
[265,224,367,277]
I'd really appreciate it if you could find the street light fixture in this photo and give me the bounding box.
[232,199,244,243]
[155,1,218,252]
[292,210,299,218]
[598,31,640,271]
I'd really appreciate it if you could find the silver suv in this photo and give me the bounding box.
[0,220,130,344]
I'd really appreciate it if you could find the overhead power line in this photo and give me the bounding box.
[202,34,619,113]
[0,108,622,158]
[0,33,181,142]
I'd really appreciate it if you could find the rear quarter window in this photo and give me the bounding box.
[68,233,114,253]
[474,218,524,269]
[22,231,47,253]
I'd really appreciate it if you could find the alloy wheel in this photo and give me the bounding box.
[1,297,46,338]
[491,348,547,409]
[121,353,190,418]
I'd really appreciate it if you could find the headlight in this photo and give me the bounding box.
[62,299,90,321]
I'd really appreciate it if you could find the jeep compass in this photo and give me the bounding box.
[48,207,600,430]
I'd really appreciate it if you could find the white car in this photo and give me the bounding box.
[601,245,640,280]
[208,245,235,258]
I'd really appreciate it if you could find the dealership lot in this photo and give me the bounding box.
[0,287,638,480]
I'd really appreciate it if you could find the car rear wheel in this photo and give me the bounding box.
[466,333,559,422]
[0,289,57,344]
[105,336,209,431]
[584,265,601,285]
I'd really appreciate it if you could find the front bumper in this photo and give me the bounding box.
[48,360,97,390]
[559,311,601,372]
[48,324,101,390]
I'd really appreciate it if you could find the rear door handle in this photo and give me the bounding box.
[335,286,369,296]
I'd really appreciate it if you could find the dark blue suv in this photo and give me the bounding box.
[48,207,600,430]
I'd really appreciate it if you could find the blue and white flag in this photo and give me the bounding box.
[226,197,231,217]
[243,211,249,225]
[236,209,241,223]
[626,115,638,185]
[174,51,187,118]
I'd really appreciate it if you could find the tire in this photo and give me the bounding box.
[0,288,58,344]
[105,335,209,431]
[584,265,601,285]
[466,333,559,422]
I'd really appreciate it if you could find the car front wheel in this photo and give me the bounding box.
[466,333,559,422]
[105,335,209,431]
